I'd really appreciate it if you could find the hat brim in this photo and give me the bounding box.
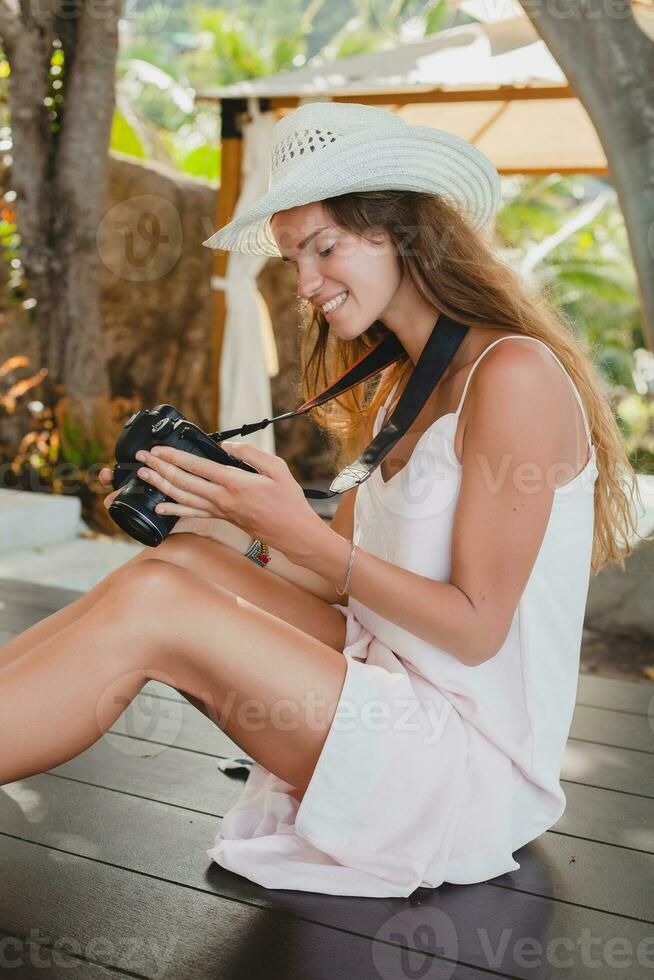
[203,126,501,256]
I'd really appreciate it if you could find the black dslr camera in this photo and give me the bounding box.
[108,404,259,547]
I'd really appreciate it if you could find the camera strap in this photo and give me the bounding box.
[210,312,469,498]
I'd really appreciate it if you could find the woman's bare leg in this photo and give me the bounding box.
[0,558,349,795]
[0,534,347,806]
[0,532,346,669]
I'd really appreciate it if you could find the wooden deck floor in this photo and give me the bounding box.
[1,577,653,979]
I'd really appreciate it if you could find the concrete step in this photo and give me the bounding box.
[0,534,146,592]
[0,489,84,552]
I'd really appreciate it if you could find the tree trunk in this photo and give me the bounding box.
[0,0,120,428]
[520,0,654,350]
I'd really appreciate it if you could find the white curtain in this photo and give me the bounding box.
[212,95,332,450]
[212,97,279,451]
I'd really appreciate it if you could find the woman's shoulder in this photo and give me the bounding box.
[460,333,580,456]
[468,329,553,364]
[466,331,564,393]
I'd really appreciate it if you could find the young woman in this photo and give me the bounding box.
[0,103,646,898]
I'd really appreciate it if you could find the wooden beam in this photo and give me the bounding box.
[499,165,609,175]
[197,83,576,109]
[210,98,246,428]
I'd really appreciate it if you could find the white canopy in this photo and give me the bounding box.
[201,15,607,440]
[202,16,606,175]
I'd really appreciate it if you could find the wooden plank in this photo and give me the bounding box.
[3,830,653,980]
[570,705,653,754]
[576,675,653,716]
[4,573,654,978]
[0,837,510,980]
[0,577,82,613]
[0,605,68,636]
[108,692,251,757]
[3,772,653,924]
[49,734,248,814]
[562,741,654,798]
[194,84,578,108]
[145,679,187,701]
[554,782,654,853]
[498,833,654,923]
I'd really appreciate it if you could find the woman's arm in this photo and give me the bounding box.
[115,474,338,598]
[182,487,358,605]
[184,410,375,604]
[286,345,568,668]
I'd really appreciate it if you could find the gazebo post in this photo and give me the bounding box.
[211,97,247,428]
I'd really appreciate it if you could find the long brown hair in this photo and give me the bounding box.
[295,190,649,576]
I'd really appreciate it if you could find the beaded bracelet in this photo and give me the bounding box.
[244,538,271,567]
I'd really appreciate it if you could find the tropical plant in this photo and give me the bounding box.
[497,173,653,472]
[110,0,470,180]
[4,391,143,532]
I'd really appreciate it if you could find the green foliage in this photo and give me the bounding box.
[177,143,220,180]
[497,173,653,472]
[368,0,470,41]
[424,0,457,34]
[57,409,104,469]
[271,34,305,72]
[0,209,20,272]
[191,9,268,81]
[115,1,473,181]
[332,29,382,58]
[110,111,146,159]
[118,40,182,79]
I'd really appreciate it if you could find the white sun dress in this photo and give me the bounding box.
[206,335,599,897]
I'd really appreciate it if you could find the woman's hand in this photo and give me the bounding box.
[99,467,121,511]
[98,465,206,537]
[130,440,323,559]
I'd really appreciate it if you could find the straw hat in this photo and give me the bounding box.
[202,101,501,256]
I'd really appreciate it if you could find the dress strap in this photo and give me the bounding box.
[454,335,593,450]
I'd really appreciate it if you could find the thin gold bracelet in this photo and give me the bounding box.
[336,540,356,596]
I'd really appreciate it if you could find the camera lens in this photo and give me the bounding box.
[108,492,167,547]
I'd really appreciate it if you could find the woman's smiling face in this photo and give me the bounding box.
[269,202,403,341]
